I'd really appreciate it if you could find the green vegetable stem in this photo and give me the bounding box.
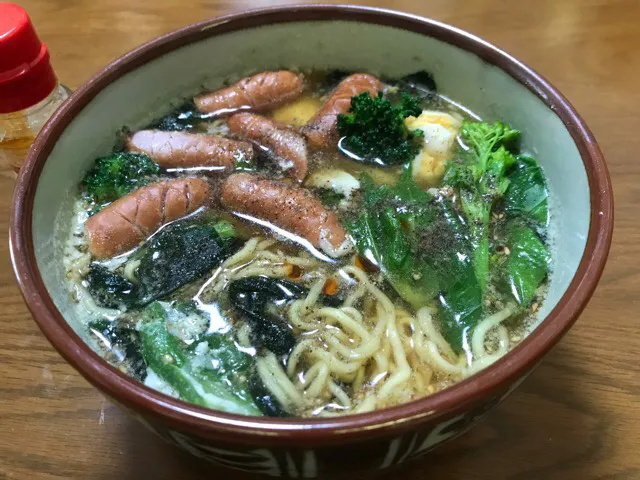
[444,120,520,291]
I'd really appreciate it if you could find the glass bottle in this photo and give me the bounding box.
[0,3,70,178]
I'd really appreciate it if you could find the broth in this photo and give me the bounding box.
[63,69,550,417]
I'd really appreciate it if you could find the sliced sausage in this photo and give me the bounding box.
[86,178,210,259]
[194,71,304,115]
[127,130,253,170]
[220,173,350,257]
[303,73,383,149]
[227,113,308,182]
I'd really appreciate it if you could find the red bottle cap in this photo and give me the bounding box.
[0,3,57,113]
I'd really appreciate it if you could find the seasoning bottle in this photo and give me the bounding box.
[0,3,70,177]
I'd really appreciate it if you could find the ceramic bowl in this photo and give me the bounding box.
[10,5,613,477]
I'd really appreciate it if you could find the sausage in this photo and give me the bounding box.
[86,178,210,259]
[127,130,253,170]
[303,73,383,149]
[227,113,308,182]
[220,173,350,256]
[194,71,304,115]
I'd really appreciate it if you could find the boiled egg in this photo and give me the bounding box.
[404,110,462,187]
[305,169,360,200]
[271,94,322,127]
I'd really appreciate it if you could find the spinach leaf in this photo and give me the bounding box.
[347,176,438,309]
[85,265,138,309]
[425,197,483,350]
[135,215,239,305]
[88,318,146,379]
[504,221,550,305]
[315,188,344,208]
[85,216,239,309]
[149,101,208,132]
[398,70,437,93]
[503,156,549,225]
[438,266,484,349]
[347,172,482,352]
[227,276,341,355]
[201,333,252,376]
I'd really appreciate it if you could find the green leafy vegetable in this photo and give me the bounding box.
[85,215,239,309]
[139,302,260,415]
[85,265,138,309]
[503,156,549,225]
[82,152,160,213]
[234,157,257,173]
[248,369,289,417]
[213,220,236,240]
[227,276,342,355]
[396,70,437,101]
[444,121,520,290]
[347,171,482,351]
[202,332,252,376]
[315,188,344,208]
[88,318,146,379]
[503,221,550,305]
[337,92,424,166]
[347,174,434,309]
[135,215,240,305]
[149,101,208,132]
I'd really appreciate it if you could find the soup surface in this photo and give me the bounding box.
[63,70,551,417]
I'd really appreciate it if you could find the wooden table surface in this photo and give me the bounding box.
[1,0,638,479]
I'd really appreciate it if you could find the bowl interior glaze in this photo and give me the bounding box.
[12,7,611,443]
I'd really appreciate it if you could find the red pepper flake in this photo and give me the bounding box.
[323,278,339,296]
[286,263,303,280]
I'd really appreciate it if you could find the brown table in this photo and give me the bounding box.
[1,1,638,478]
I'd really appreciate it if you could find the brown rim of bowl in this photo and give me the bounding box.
[10,5,613,445]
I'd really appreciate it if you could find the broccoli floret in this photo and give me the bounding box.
[443,121,520,291]
[82,152,160,213]
[337,92,424,166]
[459,121,519,181]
